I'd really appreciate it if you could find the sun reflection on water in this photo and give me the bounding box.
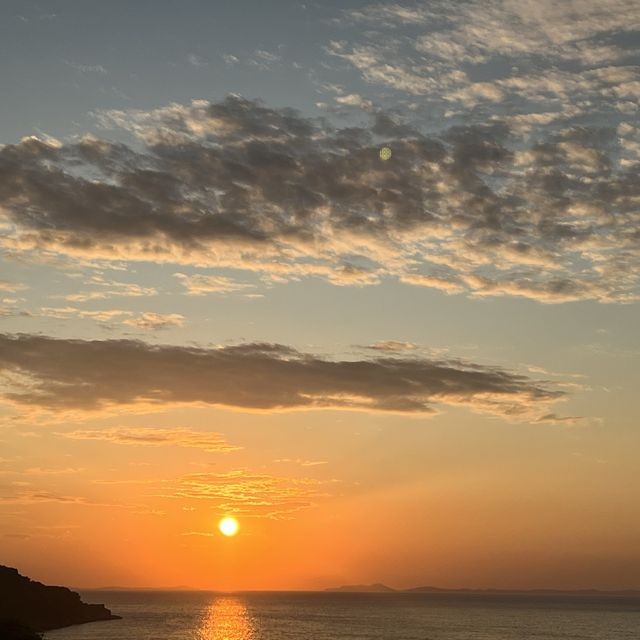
[197,596,256,640]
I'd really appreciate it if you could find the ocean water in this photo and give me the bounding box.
[45,591,640,640]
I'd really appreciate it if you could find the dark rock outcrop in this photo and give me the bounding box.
[0,566,121,632]
[0,620,43,640]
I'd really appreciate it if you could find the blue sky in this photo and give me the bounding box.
[1,0,370,141]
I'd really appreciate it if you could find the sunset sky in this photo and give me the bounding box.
[1,0,639,591]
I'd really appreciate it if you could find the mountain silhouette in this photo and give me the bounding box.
[325,583,397,592]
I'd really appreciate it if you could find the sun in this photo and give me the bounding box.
[218,516,239,537]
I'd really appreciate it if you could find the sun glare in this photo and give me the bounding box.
[218,517,239,537]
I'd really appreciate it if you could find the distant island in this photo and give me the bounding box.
[0,566,120,638]
[326,583,397,593]
[326,583,640,596]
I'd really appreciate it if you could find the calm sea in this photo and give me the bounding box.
[45,590,640,640]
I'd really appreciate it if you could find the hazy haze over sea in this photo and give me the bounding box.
[45,591,640,639]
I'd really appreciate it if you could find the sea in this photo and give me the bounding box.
[45,590,640,640]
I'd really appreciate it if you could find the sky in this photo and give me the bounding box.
[0,0,639,591]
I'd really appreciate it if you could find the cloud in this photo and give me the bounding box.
[181,531,215,537]
[399,273,465,294]
[0,95,638,302]
[38,307,183,330]
[0,466,322,521]
[250,49,281,68]
[59,277,157,302]
[535,413,584,425]
[155,469,326,519]
[338,0,640,135]
[0,333,568,421]
[0,305,30,319]
[0,488,87,505]
[2,524,79,541]
[122,313,185,330]
[1,308,14,317]
[346,0,640,65]
[334,93,374,110]
[412,0,639,64]
[0,486,131,510]
[61,427,240,452]
[187,54,207,67]
[366,340,417,352]
[39,306,132,321]
[173,273,254,295]
[23,467,85,475]
[0,281,27,293]
[332,1,640,138]
[274,458,328,467]
[64,61,108,74]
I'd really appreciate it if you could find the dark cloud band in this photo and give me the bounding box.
[0,333,565,420]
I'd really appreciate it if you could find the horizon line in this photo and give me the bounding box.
[74,585,640,595]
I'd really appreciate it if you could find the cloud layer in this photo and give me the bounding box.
[337,0,640,108]
[158,470,324,520]
[1,92,638,302]
[0,333,566,421]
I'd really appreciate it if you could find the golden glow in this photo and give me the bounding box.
[218,516,239,537]
[198,596,255,640]
[379,146,392,160]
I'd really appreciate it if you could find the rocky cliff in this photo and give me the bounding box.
[0,565,120,632]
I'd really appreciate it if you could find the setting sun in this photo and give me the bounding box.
[218,517,239,537]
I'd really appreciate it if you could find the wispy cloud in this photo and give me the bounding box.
[155,469,327,519]
[122,313,184,330]
[61,427,240,453]
[338,0,640,92]
[222,54,239,65]
[274,458,328,467]
[0,281,27,293]
[248,49,282,69]
[0,488,87,505]
[173,273,254,295]
[64,60,108,74]
[187,54,207,67]
[39,307,132,321]
[61,278,157,302]
[38,307,183,330]
[365,341,417,352]
[23,467,85,475]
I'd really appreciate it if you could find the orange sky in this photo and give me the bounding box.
[2,400,639,590]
